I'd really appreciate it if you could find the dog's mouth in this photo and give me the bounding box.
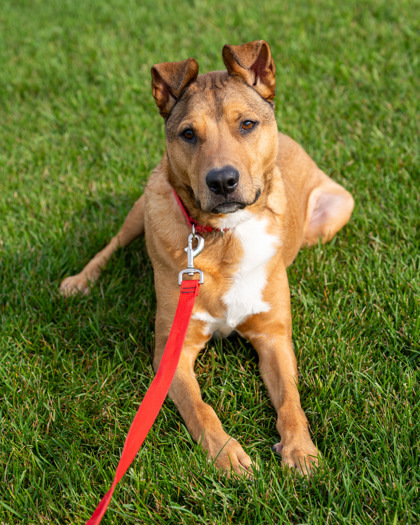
[211,201,245,214]
[209,188,261,215]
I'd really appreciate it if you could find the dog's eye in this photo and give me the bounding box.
[241,120,256,132]
[181,129,196,141]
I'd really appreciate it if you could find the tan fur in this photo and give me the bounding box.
[61,41,354,477]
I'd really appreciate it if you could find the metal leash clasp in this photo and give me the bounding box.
[178,225,204,285]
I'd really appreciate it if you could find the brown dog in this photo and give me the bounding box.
[61,41,354,476]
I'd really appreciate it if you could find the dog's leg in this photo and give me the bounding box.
[60,195,145,296]
[153,309,254,476]
[303,169,354,246]
[239,270,319,476]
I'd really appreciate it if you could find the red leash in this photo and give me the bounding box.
[86,228,204,524]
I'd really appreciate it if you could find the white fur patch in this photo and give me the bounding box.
[193,215,280,336]
[216,209,253,230]
[192,310,233,338]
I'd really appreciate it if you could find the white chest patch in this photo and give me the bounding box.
[193,214,280,337]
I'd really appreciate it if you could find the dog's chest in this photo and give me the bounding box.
[194,216,279,337]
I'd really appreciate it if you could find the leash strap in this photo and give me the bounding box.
[86,279,200,525]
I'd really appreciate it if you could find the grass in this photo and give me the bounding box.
[1,0,419,523]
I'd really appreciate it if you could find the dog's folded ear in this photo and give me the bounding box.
[222,40,276,102]
[151,58,199,118]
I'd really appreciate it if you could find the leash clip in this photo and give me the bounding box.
[178,225,204,285]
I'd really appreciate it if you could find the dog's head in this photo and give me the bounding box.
[151,40,278,226]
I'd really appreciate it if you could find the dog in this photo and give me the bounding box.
[60,40,354,476]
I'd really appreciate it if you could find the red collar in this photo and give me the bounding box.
[171,188,228,234]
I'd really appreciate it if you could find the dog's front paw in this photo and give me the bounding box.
[272,440,319,477]
[60,274,91,296]
[211,438,254,477]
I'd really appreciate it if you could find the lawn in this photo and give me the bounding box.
[1,0,419,523]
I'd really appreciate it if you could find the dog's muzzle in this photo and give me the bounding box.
[206,166,239,198]
[205,166,243,214]
[197,166,261,214]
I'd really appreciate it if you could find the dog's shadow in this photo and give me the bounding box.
[4,191,155,368]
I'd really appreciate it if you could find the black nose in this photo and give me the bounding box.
[206,166,239,197]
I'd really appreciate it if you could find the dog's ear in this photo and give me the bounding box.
[222,40,276,102]
[151,58,199,118]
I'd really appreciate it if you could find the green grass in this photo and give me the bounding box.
[1,0,419,523]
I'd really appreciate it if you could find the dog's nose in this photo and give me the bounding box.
[206,166,239,197]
